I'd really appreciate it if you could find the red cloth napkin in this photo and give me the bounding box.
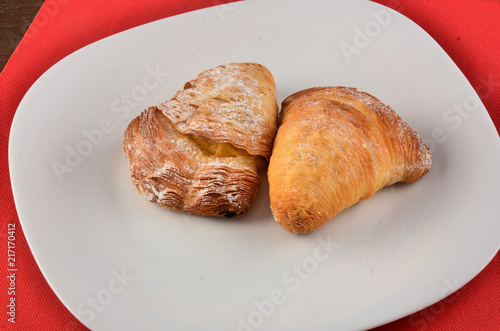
[1,0,498,330]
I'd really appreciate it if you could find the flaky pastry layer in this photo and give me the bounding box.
[158,62,278,160]
[268,87,432,234]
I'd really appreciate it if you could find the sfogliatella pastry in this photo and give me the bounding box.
[123,63,278,217]
[268,87,431,234]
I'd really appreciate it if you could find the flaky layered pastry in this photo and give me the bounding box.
[123,63,278,217]
[268,87,432,234]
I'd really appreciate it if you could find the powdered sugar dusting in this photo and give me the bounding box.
[281,86,432,183]
[158,62,278,159]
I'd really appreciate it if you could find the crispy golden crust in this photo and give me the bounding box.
[158,62,278,160]
[268,87,431,234]
[123,63,278,217]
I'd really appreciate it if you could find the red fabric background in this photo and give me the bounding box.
[0,0,498,330]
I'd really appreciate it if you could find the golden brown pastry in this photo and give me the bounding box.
[268,87,431,234]
[123,63,278,217]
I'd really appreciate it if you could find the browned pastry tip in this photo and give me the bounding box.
[123,63,278,217]
[268,86,431,234]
